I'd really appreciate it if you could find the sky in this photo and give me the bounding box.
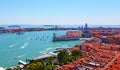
[0,0,120,25]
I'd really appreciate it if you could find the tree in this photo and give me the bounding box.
[25,62,43,70]
[57,50,71,65]
[57,50,68,62]
[6,68,12,70]
[54,62,60,65]
[44,65,55,70]
[44,56,55,65]
[36,62,44,69]
[13,67,21,70]
[71,49,83,58]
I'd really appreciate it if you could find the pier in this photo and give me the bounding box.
[29,52,57,61]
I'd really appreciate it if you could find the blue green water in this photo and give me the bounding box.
[0,30,84,68]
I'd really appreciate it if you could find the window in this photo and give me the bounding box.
[110,65,112,68]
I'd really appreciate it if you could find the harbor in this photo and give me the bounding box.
[1,24,120,69]
[0,0,120,69]
[0,24,120,68]
[0,28,84,68]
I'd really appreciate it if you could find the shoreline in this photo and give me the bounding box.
[0,26,119,34]
[5,40,84,69]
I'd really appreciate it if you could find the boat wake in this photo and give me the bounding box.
[26,37,32,40]
[46,48,52,51]
[9,43,17,48]
[39,51,45,54]
[61,44,69,48]
[20,43,28,49]
[42,48,52,54]
[14,54,25,59]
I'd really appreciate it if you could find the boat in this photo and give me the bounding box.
[14,56,21,59]
[16,32,24,35]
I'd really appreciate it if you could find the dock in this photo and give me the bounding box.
[10,60,27,69]
[29,52,57,61]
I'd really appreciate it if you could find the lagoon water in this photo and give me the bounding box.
[0,29,84,68]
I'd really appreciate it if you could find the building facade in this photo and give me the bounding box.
[82,23,92,38]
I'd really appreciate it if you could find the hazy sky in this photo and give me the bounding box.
[0,0,120,25]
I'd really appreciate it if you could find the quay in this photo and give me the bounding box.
[0,67,5,70]
[29,52,57,61]
[9,60,27,70]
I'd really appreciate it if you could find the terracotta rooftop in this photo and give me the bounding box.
[56,42,120,70]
